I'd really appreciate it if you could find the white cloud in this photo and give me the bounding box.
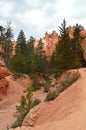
[0,0,86,39]
[0,2,14,17]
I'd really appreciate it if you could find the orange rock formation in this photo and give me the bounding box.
[0,60,11,95]
[43,31,59,59]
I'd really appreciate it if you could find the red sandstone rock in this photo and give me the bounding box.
[0,60,11,95]
[0,78,8,95]
[43,31,59,58]
[0,67,11,78]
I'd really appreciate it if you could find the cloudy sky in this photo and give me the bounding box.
[0,0,86,39]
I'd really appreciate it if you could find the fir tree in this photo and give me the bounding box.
[2,22,13,66]
[0,25,5,58]
[34,38,48,74]
[51,19,76,75]
[27,36,34,56]
[15,30,26,55]
[72,24,85,67]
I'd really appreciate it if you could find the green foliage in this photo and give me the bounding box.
[42,75,51,92]
[45,91,59,101]
[45,70,80,102]
[11,87,40,128]
[72,24,85,67]
[26,36,34,56]
[43,83,50,92]
[0,25,5,41]
[0,22,13,66]
[30,98,41,108]
[42,74,51,82]
[10,54,26,73]
[51,19,73,73]
[12,72,24,80]
[15,30,26,56]
[26,85,38,92]
[34,38,48,74]
[31,74,42,90]
[51,20,85,76]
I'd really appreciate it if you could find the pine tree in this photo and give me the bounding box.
[27,36,34,56]
[34,38,48,74]
[72,24,85,67]
[0,25,5,41]
[0,25,5,58]
[2,22,13,66]
[51,19,75,75]
[15,30,26,55]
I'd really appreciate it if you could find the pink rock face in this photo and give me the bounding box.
[67,26,75,38]
[34,31,59,59]
[43,31,59,59]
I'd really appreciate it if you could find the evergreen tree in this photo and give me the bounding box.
[0,25,5,41]
[0,25,5,58]
[51,19,75,75]
[27,36,34,56]
[1,22,13,66]
[23,36,35,73]
[15,30,26,55]
[34,38,48,74]
[10,54,26,73]
[72,24,85,67]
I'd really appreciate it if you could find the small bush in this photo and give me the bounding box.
[32,74,42,90]
[45,91,59,101]
[43,74,51,82]
[11,89,40,128]
[25,85,38,92]
[30,98,41,108]
[12,72,24,80]
[43,83,50,92]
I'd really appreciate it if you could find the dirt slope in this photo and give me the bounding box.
[0,75,31,130]
[11,68,86,130]
[0,75,31,110]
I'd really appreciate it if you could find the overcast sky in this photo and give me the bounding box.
[0,0,86,39]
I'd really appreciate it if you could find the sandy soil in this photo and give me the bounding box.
[0,75,31,130]
[0,105,16,130]
[0,75,46,130]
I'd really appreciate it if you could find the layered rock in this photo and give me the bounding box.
[0,60,11,95]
